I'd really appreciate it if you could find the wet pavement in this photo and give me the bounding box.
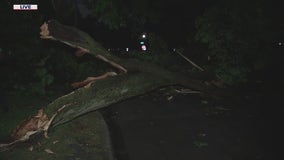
[102,88,278,160]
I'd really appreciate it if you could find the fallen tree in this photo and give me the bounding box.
[1,20,218,150]
[40,20,215,125]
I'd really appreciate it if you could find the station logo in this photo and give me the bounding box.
[13,4,38,10]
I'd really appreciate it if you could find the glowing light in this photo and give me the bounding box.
[141,45,147,51]
[142,34,146,38]
[126,48,129,52]
[140,41,145,45]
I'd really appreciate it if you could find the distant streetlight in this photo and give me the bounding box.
[141,45,147,51]
[139,32,148,51]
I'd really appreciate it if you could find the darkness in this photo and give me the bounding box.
[156,0,213,46]
[49,0,215,47]
[0,0,283,159]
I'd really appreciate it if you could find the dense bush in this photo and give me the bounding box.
[194,0,270,85]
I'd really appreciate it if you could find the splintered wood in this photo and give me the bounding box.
[0,104,71,151]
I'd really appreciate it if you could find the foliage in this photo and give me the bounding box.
[51,0,165,31]
[4,46,104,96]
[91,0,126,29]
[0,0,106,95]
[12,68,54,96]
[193,141,208,148]
[194,0,269,85]
[46,48,99,83]
[31,68,54,95]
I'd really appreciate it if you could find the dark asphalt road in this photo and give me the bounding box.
[102,87,278,160]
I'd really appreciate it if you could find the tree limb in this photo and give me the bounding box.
[39,19,214,123]
[2,20,216,148]
[176,50,205,71]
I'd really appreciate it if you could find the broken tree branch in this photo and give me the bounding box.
[1,20,217,149]
[176,50,205,71]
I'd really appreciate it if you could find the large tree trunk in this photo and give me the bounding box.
[41,20,214,126]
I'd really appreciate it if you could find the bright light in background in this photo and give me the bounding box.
[141,45,147,51]
[126,48,129,52]
[139,33,147,51]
